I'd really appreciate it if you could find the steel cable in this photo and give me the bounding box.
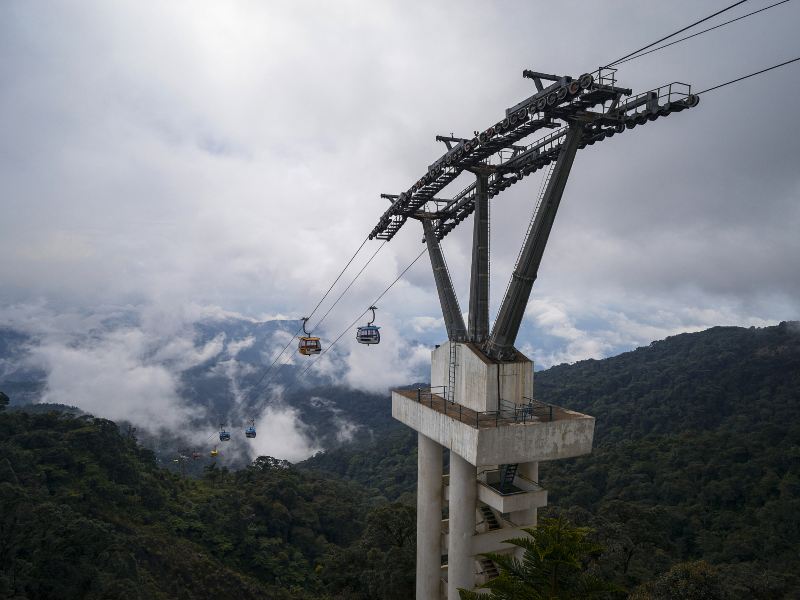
[696,56,800,94]
[613,0,792,66]
[606,0,751,66]
[240,234,372,403]
[277,247,429,400]
[247,240,389,401]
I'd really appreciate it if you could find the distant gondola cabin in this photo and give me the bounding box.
[219,430,231,442]
[298,337,321,355]
[356,325,380,345]
[245,426,257,438]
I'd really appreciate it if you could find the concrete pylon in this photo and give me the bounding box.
[447,452,477,599]
[417,433,443,599]
[393,342,595,599]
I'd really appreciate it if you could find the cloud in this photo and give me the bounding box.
[33,328,200,431]
[0,1,798,405]
[246,404,320,463]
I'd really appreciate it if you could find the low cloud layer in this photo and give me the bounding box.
[1,1,798,432]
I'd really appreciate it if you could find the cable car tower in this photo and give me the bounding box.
[369,67,699,600]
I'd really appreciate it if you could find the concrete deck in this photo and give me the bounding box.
[393,389,595,466]
[395,389,584,429]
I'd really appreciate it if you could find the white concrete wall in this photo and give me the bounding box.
[498,360,533,405]
[475,415,595,466]
[431,343,448,391]
[431,343,533,412]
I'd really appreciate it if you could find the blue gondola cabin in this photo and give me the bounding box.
[356,325,380,345]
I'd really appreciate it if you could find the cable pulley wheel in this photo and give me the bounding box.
[579,73,593,89]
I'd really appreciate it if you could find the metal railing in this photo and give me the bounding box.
[614,82,692,117]
[412,386,555,428]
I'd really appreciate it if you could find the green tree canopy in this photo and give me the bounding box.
[459,517,623,600]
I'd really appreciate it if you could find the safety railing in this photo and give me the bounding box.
[415,385,448,405]
[411,387,556,428]
[476,398,554,427]
[519,397,554,422]
[614,82,692,117]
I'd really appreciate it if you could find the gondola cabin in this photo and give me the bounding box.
[356,325,380,345]
[298,336,321,355]
[210,447,219,457]
[245,426,257,438]
[219,430,231,442]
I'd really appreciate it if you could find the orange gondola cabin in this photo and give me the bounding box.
[298,336,321,355]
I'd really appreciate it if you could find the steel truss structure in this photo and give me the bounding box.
[369,67,699,360]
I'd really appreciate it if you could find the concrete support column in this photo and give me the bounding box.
[519,461,540,525]
[515,461,540,561]
[448,452,477,600]
[417,433,443,600]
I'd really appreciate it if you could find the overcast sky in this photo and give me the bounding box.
[2,0,799,373]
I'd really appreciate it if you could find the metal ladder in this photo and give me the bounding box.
[497,161,556,319]
[499,463,518,493]
[448,342,458,403]
[479,505,501,531]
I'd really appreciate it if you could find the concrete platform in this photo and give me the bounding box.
[392,389,595,467]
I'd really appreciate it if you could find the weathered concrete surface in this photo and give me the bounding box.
[417,433,443,600]
[392,392,594,467]
[431,342,533,412]
[477,475,547,514]
[448,453,477,600]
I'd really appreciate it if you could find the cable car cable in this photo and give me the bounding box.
[252,240,388,395]
[241,234,373,400]
[695,56,800,94]
[310,241,387,332]
[606,0,751,67]
[613,0,792,66]
[279,248,428,398]
[306,234,372,322]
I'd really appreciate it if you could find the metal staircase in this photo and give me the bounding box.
[499,463,518,493]
[479,505,501,531]
[479,557,500,580]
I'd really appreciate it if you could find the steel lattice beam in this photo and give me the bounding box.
[370,69,698,242]
[370,68,699,355]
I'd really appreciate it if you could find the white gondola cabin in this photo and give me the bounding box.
[356,325,380,344]
[356,306,381,345]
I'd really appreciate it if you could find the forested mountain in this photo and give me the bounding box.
[303,322,800,598]
[0,402,415,599]
[1,322,798,598]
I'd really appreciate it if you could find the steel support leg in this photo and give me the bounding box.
[485,123,583,360]
[423,219,467,342]
[468,171,490,343]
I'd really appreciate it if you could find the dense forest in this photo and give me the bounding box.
[303,323,800,598]
[0,401,415,599]
[1,322,799,598]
